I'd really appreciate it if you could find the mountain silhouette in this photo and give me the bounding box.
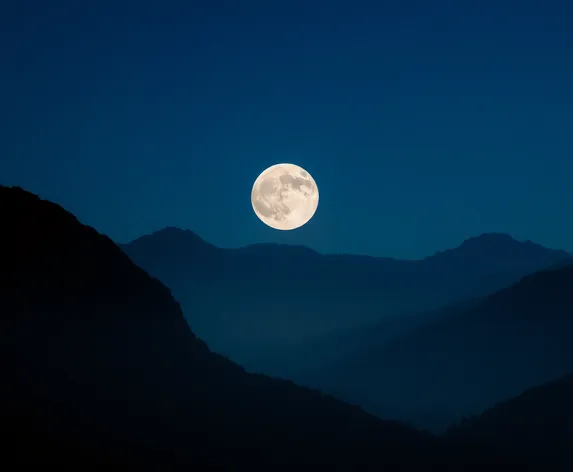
[424,232,569,272]
[311,260,573,432]
[2,185,499,469]
[120,226,570,376]
[447,374,573,469]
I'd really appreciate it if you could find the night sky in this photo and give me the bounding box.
[1,1,572,259]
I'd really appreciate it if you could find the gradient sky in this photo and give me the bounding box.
[1,0,572,259]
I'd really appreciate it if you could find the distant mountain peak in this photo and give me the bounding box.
[126,226,211,248]
[426,232,568,263]
[458,232,563,251]
[155,226,189,235]
[425,232,569,274]
[455,233,521,251]
[147,226,204,240]
[462,232,517,244]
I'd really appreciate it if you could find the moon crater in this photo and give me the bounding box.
[251,163,319,230]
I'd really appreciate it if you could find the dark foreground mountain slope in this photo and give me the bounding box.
[447,374,573,469]
[120,228,569,377]
[0,185,507,469]
[310,261,573,432]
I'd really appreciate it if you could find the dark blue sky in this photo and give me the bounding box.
[1,1,572,258]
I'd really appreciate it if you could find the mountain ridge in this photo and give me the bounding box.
[2,185,570,468]
[124,226,569,262]
[120,225,571,377]
[1,184,454,469]
[309,258,573,431]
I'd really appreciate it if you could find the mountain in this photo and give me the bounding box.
[1,185,495,469]
[291,297,483,379]
[120,227,570,376]
[308,261,573,432]
[549,256,573,269]
[447,374,573,469]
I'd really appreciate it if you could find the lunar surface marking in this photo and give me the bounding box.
[251,163,319,230]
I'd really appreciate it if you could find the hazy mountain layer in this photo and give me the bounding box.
[307,261,573,431]
[121,227,570,377]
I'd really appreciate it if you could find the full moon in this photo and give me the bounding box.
[251,163,319,230]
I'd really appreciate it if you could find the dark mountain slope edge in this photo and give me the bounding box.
[447,374,573,469]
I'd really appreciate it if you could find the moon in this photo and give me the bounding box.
[251,163,319,230]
